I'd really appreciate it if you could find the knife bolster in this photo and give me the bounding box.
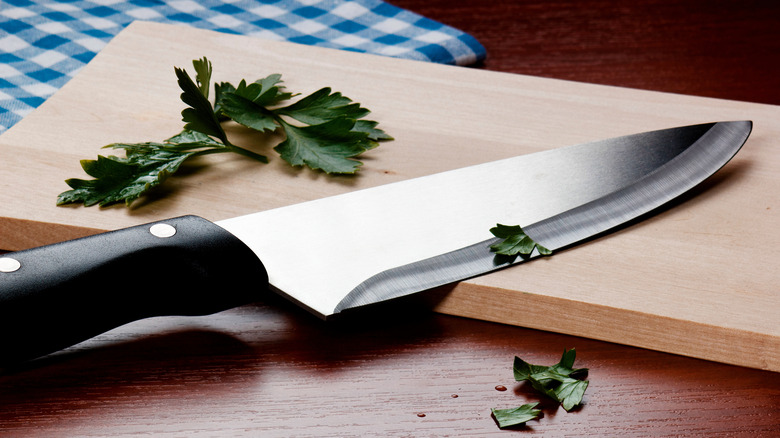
[0,215,267,366]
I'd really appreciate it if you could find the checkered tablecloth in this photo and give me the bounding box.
[0,0,486,134]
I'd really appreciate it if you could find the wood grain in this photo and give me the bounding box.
[1,1,779,436]
[1,20,778,371]
[1,296,778,437]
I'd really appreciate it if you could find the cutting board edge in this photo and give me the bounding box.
[0,217,104,251]
[433,281,779,372]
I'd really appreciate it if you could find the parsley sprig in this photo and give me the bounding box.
[513,348,589,411]
[491,349,588,429]
[57,57,392,207]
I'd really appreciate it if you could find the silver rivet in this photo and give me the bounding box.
[149,223,176,238]
[0,257,21,273]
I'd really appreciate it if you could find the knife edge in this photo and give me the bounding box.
[332,121,751,314]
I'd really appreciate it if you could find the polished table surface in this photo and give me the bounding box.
[1,1,779,436]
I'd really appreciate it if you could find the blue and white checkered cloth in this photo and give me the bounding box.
[0,0,486,134]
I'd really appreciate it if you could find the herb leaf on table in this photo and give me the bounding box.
[491,403,541,428]
[513,348,589,411]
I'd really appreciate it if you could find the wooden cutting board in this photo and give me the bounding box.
[1,22,777,371]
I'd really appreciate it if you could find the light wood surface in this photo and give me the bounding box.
[0,21,778,372]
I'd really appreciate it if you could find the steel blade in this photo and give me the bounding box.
[218,122,750,318]
[526,121,751,250]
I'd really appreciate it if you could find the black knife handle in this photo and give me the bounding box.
[0,215,267,366]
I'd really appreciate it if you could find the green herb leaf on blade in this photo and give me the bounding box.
[491,403,541,428]
[489,224,552,256]
[513,349,589,411]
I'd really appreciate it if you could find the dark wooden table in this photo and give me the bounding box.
[398,0,780,106]
[2,1,779,436]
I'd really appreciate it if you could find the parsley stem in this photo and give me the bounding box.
[224,143,269,163]
[191,143,269,164]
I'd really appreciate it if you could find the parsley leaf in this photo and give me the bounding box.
[274,117,374,174]
[353,119,394,141]
[57,132,228,207]
[213,81,236,117]
[58,57,391,207]
[219,84,279,133]
[513,349,589,411]
[491,403,541,428]
[192,56,212,99]
[175,62,227,144]
[489,224,552,256]
[57,146,192,207]
[276,87,369,125]
[222,82,390,173]
[218,75,297,132]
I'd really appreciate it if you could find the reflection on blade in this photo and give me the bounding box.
[335,121,751,313]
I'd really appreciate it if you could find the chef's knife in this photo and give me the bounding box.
[0,121,751,365]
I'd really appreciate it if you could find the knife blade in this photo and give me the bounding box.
[0,121,751,365]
